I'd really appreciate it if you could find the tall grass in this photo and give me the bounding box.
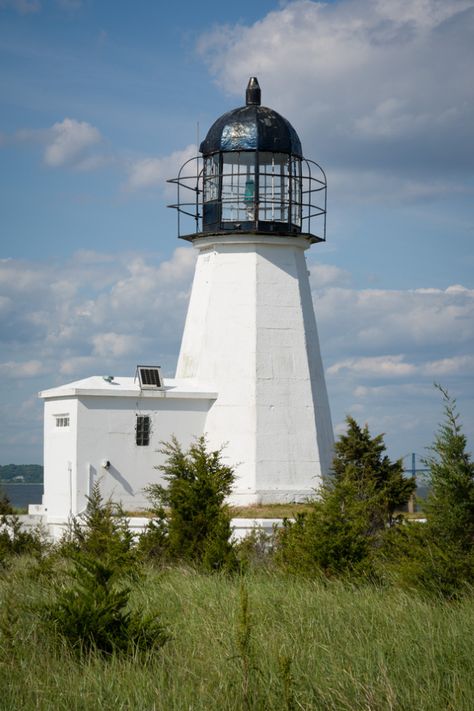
[1,560,474,710]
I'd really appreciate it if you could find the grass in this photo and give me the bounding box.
[1,559,474,710]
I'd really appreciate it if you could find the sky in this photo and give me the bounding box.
[0,0,473,468]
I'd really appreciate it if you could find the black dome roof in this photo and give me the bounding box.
[199,78,303,158]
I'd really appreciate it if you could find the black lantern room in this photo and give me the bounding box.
[168,78,327,243]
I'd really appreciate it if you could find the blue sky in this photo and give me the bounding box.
[0,0,473,467]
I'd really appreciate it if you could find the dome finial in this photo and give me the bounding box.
[246,77,261,106]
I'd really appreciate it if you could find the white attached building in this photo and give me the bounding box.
[35,376,216,523]
[33,78,333,524]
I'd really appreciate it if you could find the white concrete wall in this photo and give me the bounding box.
[255,239,334,500]
[177,240,257,499]
[42,394,213,516]
[42,398,79,518]
[176,234,334,504]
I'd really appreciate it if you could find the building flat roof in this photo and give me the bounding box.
[39,376,218,401]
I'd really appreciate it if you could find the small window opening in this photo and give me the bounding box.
[55,415,70,428]
[136,415,150,446]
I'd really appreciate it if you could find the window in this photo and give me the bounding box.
[55,415,70,428]
[258,152,289,223]
[221,151,256,223]
[136,415,150,446]
[203,154,220,203]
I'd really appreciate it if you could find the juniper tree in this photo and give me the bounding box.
[0,487,47,565]
[47,482,167,656]
[425,386,474,552]
[278,417,415,577]
[60,481,136,575]
[379,387,474,597]
[332,417,415,528]
[45,553,168,657]
[413,386,474,595]
[141,435,237,571]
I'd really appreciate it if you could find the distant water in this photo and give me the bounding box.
[0,483,43,509]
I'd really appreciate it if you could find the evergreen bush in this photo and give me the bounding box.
[425,386,474,555]
[277,417,415,578]
[44,482,167,657]
[387,387,474,597]
[59,481,137,575]
[45,553,167,657]
[141,435,237,571]
[0,489,48,568]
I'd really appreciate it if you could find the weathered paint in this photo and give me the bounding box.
[176,233,334,504]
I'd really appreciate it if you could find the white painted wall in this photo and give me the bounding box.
[43,398,79,519]
[176,234,334,504]
[38,231,333,520]
[40,382,215,519]
[74,395,212,513]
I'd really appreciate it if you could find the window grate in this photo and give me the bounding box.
[136,415,150,446]
[55,415,70,428]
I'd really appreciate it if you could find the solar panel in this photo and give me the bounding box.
[136,365,163,389]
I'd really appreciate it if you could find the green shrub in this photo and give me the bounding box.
[379,387,474,598]
[0,489,49,568]
[425,386,474,553]
[0,488,13,515]
[44,553,167,657]
[59,481,137,575]
[43,482,167,657]
[141,436,238,571]
[277,417,415,579]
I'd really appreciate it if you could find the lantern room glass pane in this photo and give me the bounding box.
[203,155,220,203]
[258,152,289,223]
[221,152,256,223]
[290,157,302,227]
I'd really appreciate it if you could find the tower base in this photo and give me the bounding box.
[176,233,334,502]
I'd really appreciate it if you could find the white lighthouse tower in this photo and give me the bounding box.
[170,77,333,504]
[34,78,333,529]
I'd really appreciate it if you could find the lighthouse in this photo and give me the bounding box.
[170,77,333,504]
[35,78,333,528]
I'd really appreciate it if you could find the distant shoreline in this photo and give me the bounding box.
[0,480,43,485]
[0,464,43,485]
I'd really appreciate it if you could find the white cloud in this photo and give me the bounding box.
[3,118,194,194]
[126,144,197,193]
[315,284,474,355]
[59,355,102,377]
[353,383,431,399]
[1,257,471,388]
[91,332,139,359]
[198,0,474,180]
[423,354,474,376]
[309,263,350,288]
[44,118,102,169]
[328,354,416,377]
[0,360,45,377]
[0,247,196,386]
[328,353,474,378]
